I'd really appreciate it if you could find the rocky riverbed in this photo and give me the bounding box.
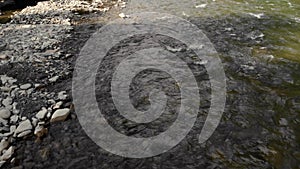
[0,0,300,168]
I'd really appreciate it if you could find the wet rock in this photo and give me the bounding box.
[0,87,11,92]
[119,13,129,18]
[31,117,38,127]
[20,83,32,90]
[0,108,11,119]
[50,108,70,123]
[14,119,32,135]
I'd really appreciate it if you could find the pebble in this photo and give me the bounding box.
[0,87,11,92]
[17,130,32,137]
[0,146,14,161]
[49,76,59,82]
[10,115,19,124]
[31,117,38,127]
[0,109,11,119]
[15,119,32,135]
[0,139,9,153]
[0,54,7,60]
[58,91,68,100]
[35,107,47,120]
[119,13,129,18]
[195,4,207,8]
[2,97,12,107]
[279,118,288,126]
[20,83,32,90]
[50,108,70,123]
[53,101,63,109]
[0,118,8,125]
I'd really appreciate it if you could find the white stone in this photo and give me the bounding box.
[195,4,207,8]
[0,118,8,125]
[0,75,12,84]
[50,108,70,122]
[58,91,67,100]
[17,130,32,137]
[0,146,14,161]
[10,115,18,124]
[279,118,288,126]
[53,101,63,109]
[2,97,12,107]
[0,139,9,153]
[36,108,47,120]
[15,120,32,134]
[119,13,129,18]
[49,76,59,82]
[0,87,11,92]
[0,109,11,119]
[20,83,32,90]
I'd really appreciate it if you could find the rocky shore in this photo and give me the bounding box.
[0,0,124,168]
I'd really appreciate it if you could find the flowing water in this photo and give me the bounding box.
[115,0,300,168]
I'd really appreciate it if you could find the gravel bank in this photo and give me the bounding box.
[0,0,123,168]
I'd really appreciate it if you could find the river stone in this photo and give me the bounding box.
[0,118,8,125]
[0,139,9,153]
[58,91,67,100]
[0,109,11,119]
[49,76,59,82]
[0,161,5,168]
[0,54,7,60]
[20,83,32,90]
[35,107,47,120]
[50,108,70,123]
[53,101,63,109]
[279,118,288,126]
[0,87,11,92]
[0,146,14,161]
[17,130,32,137]
[10,115,18,124]
[2,97,12,107]
[15,119,32,134]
